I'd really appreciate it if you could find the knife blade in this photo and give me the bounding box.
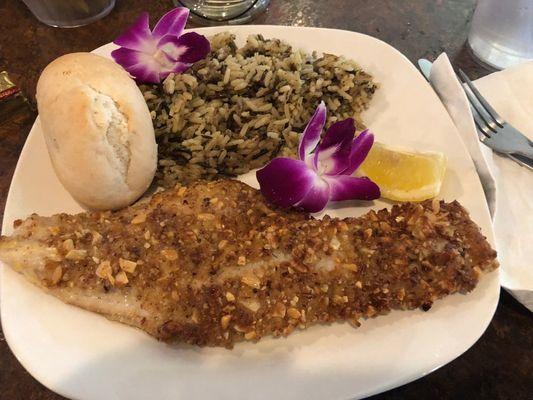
[417,59,433,81]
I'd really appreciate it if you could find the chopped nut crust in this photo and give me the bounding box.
[0,180,498,348]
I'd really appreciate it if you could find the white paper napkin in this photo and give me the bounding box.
[429,54,533,311]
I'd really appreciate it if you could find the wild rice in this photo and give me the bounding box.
[141,32,378,188]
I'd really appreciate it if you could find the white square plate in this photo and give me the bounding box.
[1,26,499,400]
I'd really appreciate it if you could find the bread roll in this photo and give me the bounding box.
[36,52,157,210]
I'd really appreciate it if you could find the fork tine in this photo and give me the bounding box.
[458,69,505,127]
[474,125,488,143]
[463,85,498,133]
[470,106,492,139]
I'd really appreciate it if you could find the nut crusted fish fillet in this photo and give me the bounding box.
[0,180,497,347]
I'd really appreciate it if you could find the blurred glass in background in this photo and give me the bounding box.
[173,0,270,25]
[468,0,533,70]
[22,0,116,28]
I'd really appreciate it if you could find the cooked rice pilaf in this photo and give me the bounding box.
[141,32,378,188]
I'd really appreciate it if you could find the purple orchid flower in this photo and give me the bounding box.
[256,102,380,213]
[111,8,210,83]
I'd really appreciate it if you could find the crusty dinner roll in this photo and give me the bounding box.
[36,52,157,210]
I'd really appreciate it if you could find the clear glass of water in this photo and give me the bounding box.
[468,0,533,70]
[173,0,270,25]
[21,0,116,28]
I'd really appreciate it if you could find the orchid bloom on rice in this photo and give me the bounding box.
[257,102,380,213]
[111,8,210,83]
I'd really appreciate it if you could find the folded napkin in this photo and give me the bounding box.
[429,54,533,311]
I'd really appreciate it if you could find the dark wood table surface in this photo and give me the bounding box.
[0,1,531,399]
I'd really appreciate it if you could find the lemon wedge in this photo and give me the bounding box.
[358,143,447,202]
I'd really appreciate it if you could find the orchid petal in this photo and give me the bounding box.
[343,129,374,175]
[157,32,211,63]
[111,47,161,83]
[174,32,211,63]
[298,101,327,163]
[157,35,186,60]
[294,176,331,213]
[324,175,380,201]
[161,61,191,76]
[314,118,355,175]
[152,7,189,39]
[256,158,317,208]
[113,12,156,54]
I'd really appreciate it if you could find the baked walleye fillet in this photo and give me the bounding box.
[0,180,497,347]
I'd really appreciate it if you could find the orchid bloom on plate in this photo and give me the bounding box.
[256,102,380,213]
[111,8,210,83]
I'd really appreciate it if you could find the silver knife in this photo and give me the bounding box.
[417,58,433,81]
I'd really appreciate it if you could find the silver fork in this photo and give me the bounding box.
[457,69,533,170]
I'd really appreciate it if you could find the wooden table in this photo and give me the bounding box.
[0,1,531,399]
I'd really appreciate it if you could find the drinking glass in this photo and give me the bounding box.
[21,0,116,28]
[468,0,533,69]
[173,0,270,25]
